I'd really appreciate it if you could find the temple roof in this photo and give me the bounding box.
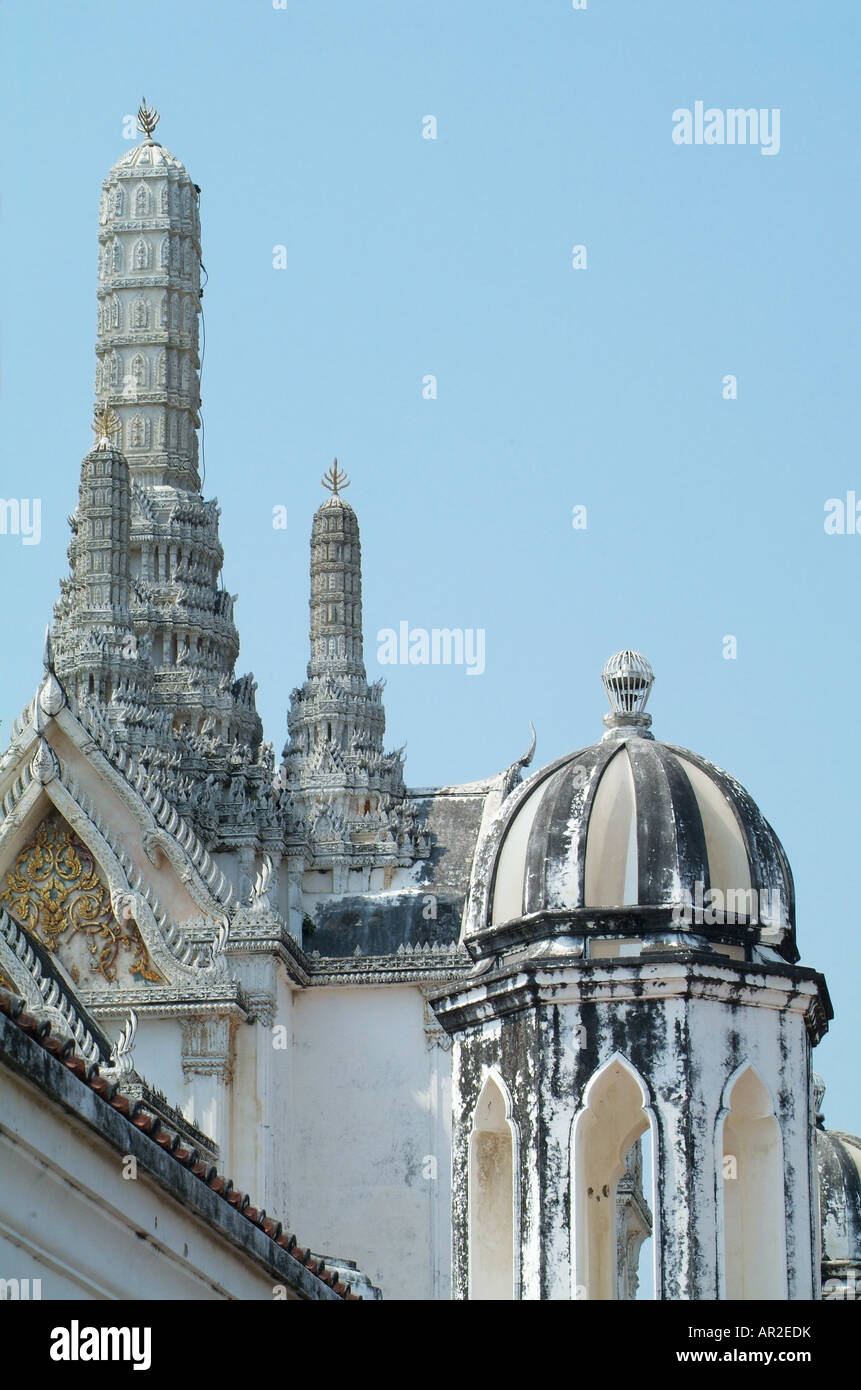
[0,985,365,1300]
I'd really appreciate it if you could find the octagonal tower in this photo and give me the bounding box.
[432,653,832,1301]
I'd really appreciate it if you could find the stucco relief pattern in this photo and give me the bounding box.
[0,813,162,986]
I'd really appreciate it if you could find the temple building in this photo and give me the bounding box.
[0,105,858,1302]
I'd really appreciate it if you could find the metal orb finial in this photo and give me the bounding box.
[137,98,160,140]
[602,650,654,730]
[92,404,121,450]
[321,459,350,496]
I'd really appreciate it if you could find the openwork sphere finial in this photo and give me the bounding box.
[602,650,654,719]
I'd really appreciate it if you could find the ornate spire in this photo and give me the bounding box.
[136,98,160,140]
[280,472,428,879]
[51,119,268,844]
[322,459,350,496]
[307,471,364,681]
[95,108,201,489]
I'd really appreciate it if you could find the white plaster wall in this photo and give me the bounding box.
[0,1065,299,1301]
[115,1016,186,1109]
[289,984,451,1299]
[230,962,295,1220]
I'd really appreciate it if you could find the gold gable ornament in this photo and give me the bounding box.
[0,814,162,986]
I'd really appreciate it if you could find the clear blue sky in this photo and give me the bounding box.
[1,1,858,1131]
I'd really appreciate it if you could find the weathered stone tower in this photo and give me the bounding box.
[51,102,273,852]
[53,422,133,707]
[280,463,429,893]
[432,651,832,1300]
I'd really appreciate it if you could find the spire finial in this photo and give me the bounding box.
[601,650,655,739]
[136,98,160,140]
[321,459,350,496]
[92,404,121,451]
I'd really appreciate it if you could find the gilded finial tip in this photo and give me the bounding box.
[321,459,350,496]
[137,98,160,140]
[92,404,121,450]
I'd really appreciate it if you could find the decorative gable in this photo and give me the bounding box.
[0,812,162,989]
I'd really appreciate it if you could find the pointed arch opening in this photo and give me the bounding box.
[719,1065,786,1299]
[468,1071,518,1300]
[572,1055,656,1300]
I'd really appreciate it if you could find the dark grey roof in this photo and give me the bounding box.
[308,785,492,956]
[410,785,492,895]
[478,734,796,961]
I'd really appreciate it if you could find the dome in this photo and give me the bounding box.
[105,103,194,180]
[815,1077,861,1292]
[110,140,188,174]
[315,461,354,515]
[468,653,796,961]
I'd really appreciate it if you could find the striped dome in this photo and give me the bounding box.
[480,733,796,959]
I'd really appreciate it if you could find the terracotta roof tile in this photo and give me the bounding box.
[0,986,360,1300]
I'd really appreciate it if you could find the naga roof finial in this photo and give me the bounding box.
[321,459,350,496]
[137,97,160,140]
[92,403,121,451]
[43,625,55,675]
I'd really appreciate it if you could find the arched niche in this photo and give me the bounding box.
[719,1064,787,1299]
[468,1071,518,1300]
[571,1054,656,1300]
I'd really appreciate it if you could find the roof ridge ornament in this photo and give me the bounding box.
[321,459,350,496]
[601,650,655,740]
[43,626,56,676]
[92,403,121,451]
[37,626,67,721]
[136,97,160,141]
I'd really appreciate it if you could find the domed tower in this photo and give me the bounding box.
[432,653,832,1301]
[280,463,428,894]
[814,1077,861,1298]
